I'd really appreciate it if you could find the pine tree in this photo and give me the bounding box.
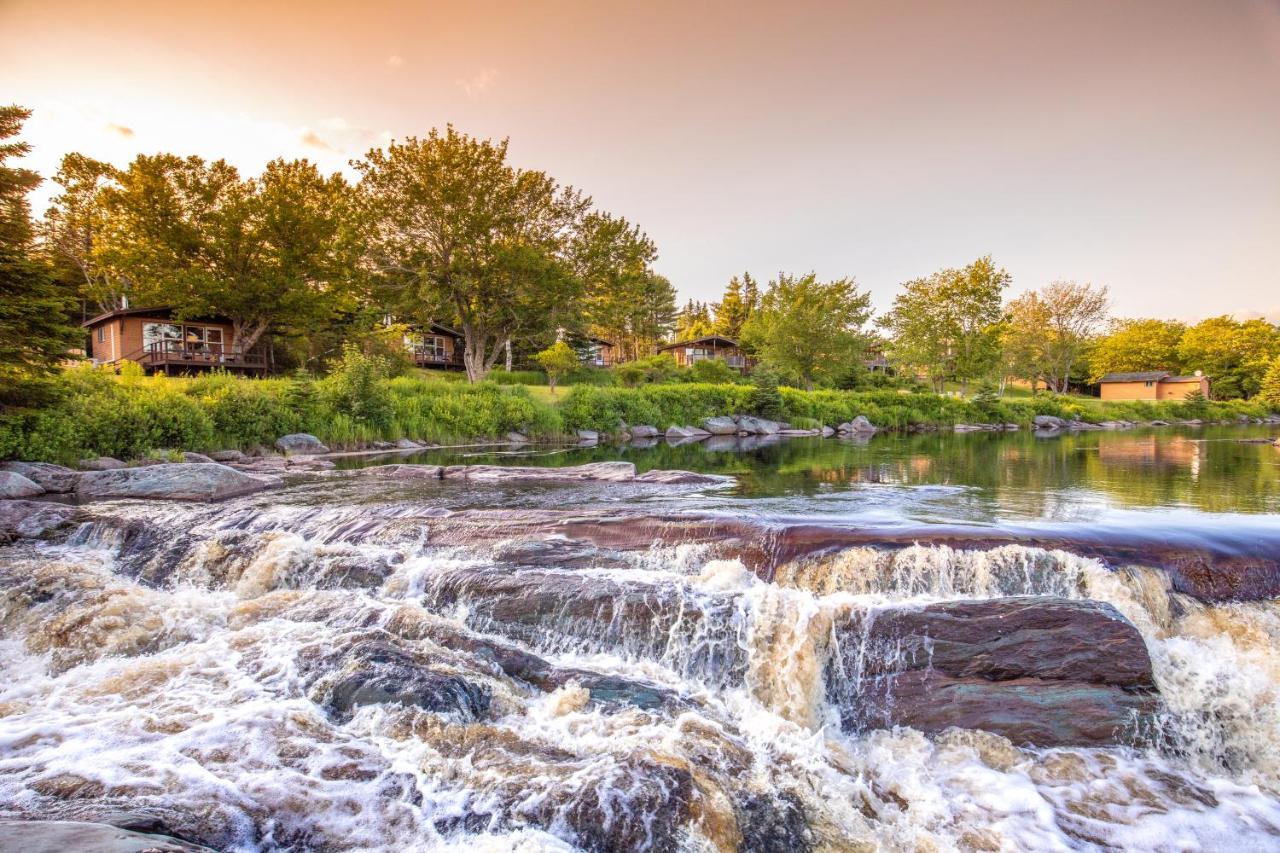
[712,275,750,339]
[0,105,80,409]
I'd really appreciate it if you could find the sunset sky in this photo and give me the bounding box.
[4,0,1279,321]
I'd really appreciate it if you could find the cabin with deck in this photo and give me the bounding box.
[404,322,466,370]
[83,307,270,375]
[583,337,618,367]
[656,335,754,371]
[1098,371,1210,401]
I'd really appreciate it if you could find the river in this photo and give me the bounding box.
[2,424,1279,851]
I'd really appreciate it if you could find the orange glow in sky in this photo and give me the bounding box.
[3,0,1279,320]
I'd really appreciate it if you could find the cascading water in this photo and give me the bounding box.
[2,473,1280,851]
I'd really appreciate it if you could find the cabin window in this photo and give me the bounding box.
[143,322,183,352]
[96,327,105,343]
[405,333,449,360]
[1145,381,1155,387]
[184,326,225,352]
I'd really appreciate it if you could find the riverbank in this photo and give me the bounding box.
[1,367,1276,465]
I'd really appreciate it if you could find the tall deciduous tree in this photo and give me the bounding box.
[1177,316,1280,399]
[1003,281,1110,392]
[43,153,124,312]
[739,272,872,390]
[355,127,590,382]
[0,105,79,408]
[1258,356,1280,408]
[1087,318,1186,381]
[572,212,672,360]
[880,256,1010,393]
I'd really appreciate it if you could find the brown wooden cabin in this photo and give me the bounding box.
[656,335,754,371]
[404,322,466,370]
[83,307,270,375]
[1098,371,1210,401]
[584,337,618,367]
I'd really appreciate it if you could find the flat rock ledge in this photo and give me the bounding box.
[830,596,1159,748]
[0,499,78,543]
[0,820,215,852]
[337,461,732,486]
[75,463,282,502]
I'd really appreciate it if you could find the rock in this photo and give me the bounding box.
[307,637,491,723]
[0,470,43,499]
[0,820,215,852]
[953,424,985,433]
[629,424,660,439]
[829,596,1158,747]
[180,452,214,464]
[702,416,740,435]
[207,449,245,463]
[575,429,600,443]
[848,415,877,433]
[1032,415,1066,430]
[736,416,781,435]
[1149,419,1170,426]
[394,438,423,449]
[1003,423,1020,431]
[821,426,835,437]
[274,433,330,456]
[443,461,639,482]
[75,463,281,502]
[0,499,77,543]
[634,469,732,485]
[369,440,395,450]
[1,461,77,493]
[665,425,709,439]
[356,464,444,480]
[79,456,126,471]
[505,431,529,444]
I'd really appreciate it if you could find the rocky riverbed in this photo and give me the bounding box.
[1,445,1279,851]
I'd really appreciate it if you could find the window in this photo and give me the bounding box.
[96,327,105,343]
[142,322,183,353]
[405,333,448,361]
[1145,380,1155,388]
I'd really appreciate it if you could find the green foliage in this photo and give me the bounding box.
[746,369,784,421]
[1259,356,1280,408]
[320,344,394,430]
[560,384,751,433]
[534,340,580,393]
[614,354,681,387]
[1176,316,1280,400]
[688,357,741,385]
[487,369,548,386]
[739,272,873,390]
[1088,318,1186,381]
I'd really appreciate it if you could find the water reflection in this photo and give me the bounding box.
[338,424,1280,516]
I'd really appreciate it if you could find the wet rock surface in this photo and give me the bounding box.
[0,820,215,852]
[75,463,282,502]
[0,470,43,498]
[0,499,78,542]
[830,597,1159,747]
[1,461,78,493]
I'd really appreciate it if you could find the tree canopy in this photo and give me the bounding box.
[1002,281,1109,392]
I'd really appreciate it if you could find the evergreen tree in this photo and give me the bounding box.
[712,275,751,339]
[1259,355,1280,408]
[0,105,79,409]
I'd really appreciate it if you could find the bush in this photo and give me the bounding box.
[321,344,394,431]
[746,369,784,421]
[614,354,681,387]
[689,358,741,385]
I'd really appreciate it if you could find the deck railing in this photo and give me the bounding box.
[409,348,465,367]
[144,340,268,369]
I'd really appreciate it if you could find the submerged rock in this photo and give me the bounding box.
[0,820,214,852]
[0,470,43,498]
[1,461,78,493]
[829,596,1159,747]
[75,463,281,502]
[274,433,329,456]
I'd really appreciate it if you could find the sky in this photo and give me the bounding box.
[4,0,1279,322]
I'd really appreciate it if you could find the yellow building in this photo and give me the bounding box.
[1097,371,1209,401]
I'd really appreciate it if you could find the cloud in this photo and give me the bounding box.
[105,122,135,138]
[457,68,499,99]
[299,130,334,151]
[1234,305,1280,324]
[387,54,404,68]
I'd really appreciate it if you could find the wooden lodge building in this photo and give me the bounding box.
[1097,371,1210,401]
[656,335,754,371]
[403,322,466,370]
[84,307,270,375]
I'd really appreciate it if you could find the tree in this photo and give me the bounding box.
[43,153,124,312]
[534,340,579,394]
[739,272,872,390]
[87,154,353,355]
[1259,356,1280,408]
[1177,316,1280,400]
[880,256,1010,393]
[0,105,80,408]
[712,274,753,339]
[1003,281,1110,392]
[1087,318,1186,381]
[354,127,590,383]
[674,300,714,341]
[571,213,673,361]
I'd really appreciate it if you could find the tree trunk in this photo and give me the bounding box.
[505,339,512,371]
[232,319,270,355]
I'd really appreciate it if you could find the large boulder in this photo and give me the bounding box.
[180,452,214,464]
[274,433,330,456]
[665,425,710,439]
[0,820,214,852]
[1033,415,1067,430]
[0,499,77,543]
[78,456,125,471]
[629,424,660,439]
[736,416,781,435]
[0,470,44,499]
[207,449,245,463]
[75,463,281,502]
[1,461,77,493]
[576,429,600,443]
[848,415,877,434]
[702,416,740,435]
[829,596,1158,747]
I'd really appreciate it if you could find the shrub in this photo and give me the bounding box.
[746,369,784,421]
[689,358,741,385]
[321,344,394,431]
[614,354,680,387]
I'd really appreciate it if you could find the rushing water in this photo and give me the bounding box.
[2,425,1279,851]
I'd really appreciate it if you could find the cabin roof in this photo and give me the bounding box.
[657,334,739,351]
[1097,371,1171,383]
[82,306,233,328]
